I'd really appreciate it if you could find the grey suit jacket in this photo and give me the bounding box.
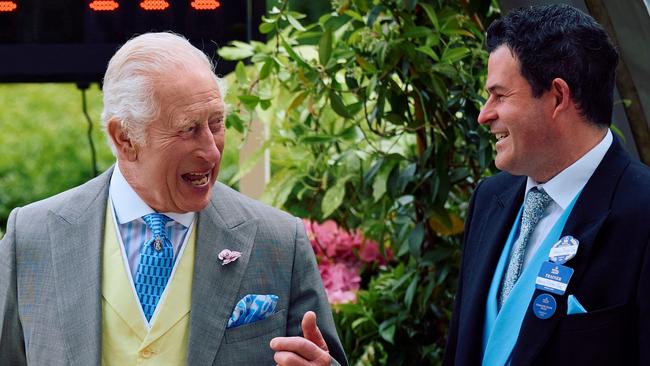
[0,168,347,365]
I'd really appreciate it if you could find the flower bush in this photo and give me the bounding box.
[220,0,498,363]
[304,219,390,305]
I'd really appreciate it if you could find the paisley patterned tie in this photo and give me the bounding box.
[499,187,553,309]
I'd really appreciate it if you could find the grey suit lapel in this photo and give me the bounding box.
[47,169,112,366]
[187,183,258,365]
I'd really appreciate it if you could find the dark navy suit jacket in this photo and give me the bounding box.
[444,138,650,365]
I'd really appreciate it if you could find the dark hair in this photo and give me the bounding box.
[486,4,619,127]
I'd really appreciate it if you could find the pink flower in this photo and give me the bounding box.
[319,261,361,304]
[358,239,392,264]
[327,289,357,304]
[218,249,242,265]
[303,219,392,305]
[359,240,380,263]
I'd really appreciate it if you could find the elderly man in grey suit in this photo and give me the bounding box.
[0,32,347,366]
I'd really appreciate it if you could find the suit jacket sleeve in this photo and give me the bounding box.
[287,217,348,366]
[0,208,27,365]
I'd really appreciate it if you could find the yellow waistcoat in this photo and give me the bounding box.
[101,205,196,365]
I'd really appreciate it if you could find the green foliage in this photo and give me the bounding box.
[220,0,498,363]
[0,83,241,231]
[0,84,113,230]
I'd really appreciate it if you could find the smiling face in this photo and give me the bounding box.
[478,46,557,179]
[121,62,225,213]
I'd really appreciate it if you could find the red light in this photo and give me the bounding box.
[139,0,170,11]
[191,0,220,10]
[0,1,17,12]
[89,0,120,11]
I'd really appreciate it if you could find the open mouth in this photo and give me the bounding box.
[182,171,210,187]
[495,132,510,141]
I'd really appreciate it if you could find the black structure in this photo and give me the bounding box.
[0,0,264,82]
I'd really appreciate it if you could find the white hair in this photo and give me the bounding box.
[101,31,227,154]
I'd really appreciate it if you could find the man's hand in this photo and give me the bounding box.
[270,311,331,366]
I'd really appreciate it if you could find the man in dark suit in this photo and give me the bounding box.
[444,4,650,365]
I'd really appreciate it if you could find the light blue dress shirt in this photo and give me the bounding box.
[108,163,195,278]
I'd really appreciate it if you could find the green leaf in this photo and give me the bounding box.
[449,167,470,184]
[339,125,359,141]
[261,168,302,208]
[225,113,244,134]
[420,275,436,308]
[441,47,470,64]
[367,5,384,27]
[419,3,439,30]
[351,317,371,329]
[235,61,247,85]
[393,271,414,289]
[218,42,254,60]
[352,0,369,12]
[355,55,377,73]
[259,99,272,110]
[319,26,333,66]
[287,11,306,20]
[259,22,275,34]
[274,175,300,208]
[430,75,446,101]
[402,26,432,39]
[286,14,306,31]
[281,37,311,69]
[301,134,337,144]
[378,320,396,344]
[321,176,350,217]
[407,223,424,257]
[364,159,384,187]
[237,95,259,111]
[397,163,416,192]
[372,159,397,202]
[402,0,417,11]
[329,91,352,118]
[345,75,358,89]
[259,59,273,80]
[415,46,439,61]
[288,92,308,111]
[343,10,364,22]
[404,274,419,310]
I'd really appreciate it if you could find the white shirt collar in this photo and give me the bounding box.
[525,129,613,209]
[109,162,195,227]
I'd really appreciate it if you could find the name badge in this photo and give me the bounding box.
[549,235,579,264]
[535,261,574,296]
[533,293,557,319]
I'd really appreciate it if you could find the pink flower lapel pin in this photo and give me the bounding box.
[218,249,242,266]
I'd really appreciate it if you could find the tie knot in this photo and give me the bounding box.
[142,213,171,236]
[523,187,552,224]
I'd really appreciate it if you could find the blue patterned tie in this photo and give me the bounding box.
[499,187,553,308]
[135,213,174,321]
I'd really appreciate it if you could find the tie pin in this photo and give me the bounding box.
[154,236,163,251]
